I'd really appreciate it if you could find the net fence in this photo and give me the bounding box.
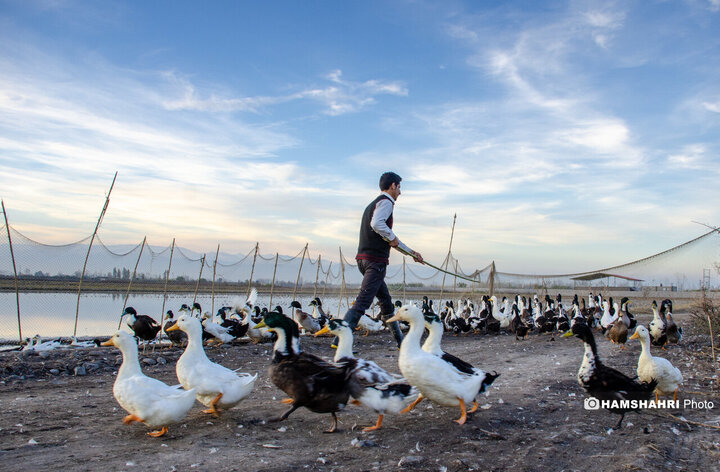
[1,223,718,340]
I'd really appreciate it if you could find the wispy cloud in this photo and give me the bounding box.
[161,69,407,116]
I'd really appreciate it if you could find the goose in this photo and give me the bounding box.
[386,305,498,425]
[101,331,196,437]
[166,315,257,416]
[629,326,683,401]
[315,319,416,431]
[563,323,657,429]
[255,312,352,433]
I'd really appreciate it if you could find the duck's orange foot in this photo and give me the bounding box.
[468,401,479,413]
[147,426,168,438]
[362,414,383,432]
[400,395,423,414]
[123,414,143,425]
[455,398,467,425]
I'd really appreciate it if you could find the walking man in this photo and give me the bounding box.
[336,171,423,348]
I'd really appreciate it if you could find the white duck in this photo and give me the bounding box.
[386,305,498,425]
[600,301,616,332]
[629,326,683,401]
[22,335,62,352]
[422,312,499,394]
[489,296,512,329]
[201,312,235,344]
[315,319,416,431]
[356,313,384,336]
[167,315,257,416]
[101,331,196,437]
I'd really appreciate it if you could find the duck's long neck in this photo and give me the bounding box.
[399,318,424,356]
[652,306,661,322]
[334,330,354,361]
[638,334,652,359]
[185,326,207,357]
[421,323,443,355]
[118,345,143,378]
[272,327,301,360]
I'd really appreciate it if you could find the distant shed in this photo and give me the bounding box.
[571,272,644,291]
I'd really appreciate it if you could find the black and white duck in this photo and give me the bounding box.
[123,307,161,350]
[649,300,668,348]
[163,310,187,347]
[563,322,657,429]
[255,311,352,433]
[315,319,416,431]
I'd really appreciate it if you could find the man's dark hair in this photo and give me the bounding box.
[379,172,402,191]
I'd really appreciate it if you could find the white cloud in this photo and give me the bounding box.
[160,69,407,116]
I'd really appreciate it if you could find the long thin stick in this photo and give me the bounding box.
[247,242,259,297]
[160,238,175,319]
[292,243,308,302]
[395,245,478,283]
[119,236,146,329]
[192,254,206,305]
[439,214,457,301]
[2,201,22,342]
[74,172,117,337]
[269,253,279,308]
[211,244,220,315]
[313,254,322,299]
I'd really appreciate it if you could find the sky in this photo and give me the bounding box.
[1,0,719,276]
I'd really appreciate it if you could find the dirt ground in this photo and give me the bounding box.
[1,312,719,472]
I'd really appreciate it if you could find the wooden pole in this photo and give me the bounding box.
[74,172,117,337]
[322,261,332,299]
[489,261,496,297]
[313,254,322,299]
[1,201,22,342]
[269,253,279,308]
[192,254,206,306]
[119,236,147,329]
[292,243,308,301]
[439,214,457,303]
[453,259,458,295]
[160,239,175,319]
[247,242,259,296]
[211,244,220,315]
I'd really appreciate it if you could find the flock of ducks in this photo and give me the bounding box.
[46,289,685,436]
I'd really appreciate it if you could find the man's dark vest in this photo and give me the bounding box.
[356,194,394,264]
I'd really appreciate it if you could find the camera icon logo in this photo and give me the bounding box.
[584,397,600,410]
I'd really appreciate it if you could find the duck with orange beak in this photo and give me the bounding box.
[101,331,196,437]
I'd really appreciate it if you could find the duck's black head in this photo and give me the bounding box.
[165,310,174,319]
[309,299,317,307]
[620,297,629,306]
[192,302,202,310]
[290,301,302,309]
[260,311,300,356]
[565,321,597,350]
[274,305,284,314]
[180,303,190,310]
[394,300,402,308]
[573,294,579,304]
[327,318,350,332]
[423,312,442,326]
[123,306,137,316]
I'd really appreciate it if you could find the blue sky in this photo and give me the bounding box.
[1,0,719,275]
